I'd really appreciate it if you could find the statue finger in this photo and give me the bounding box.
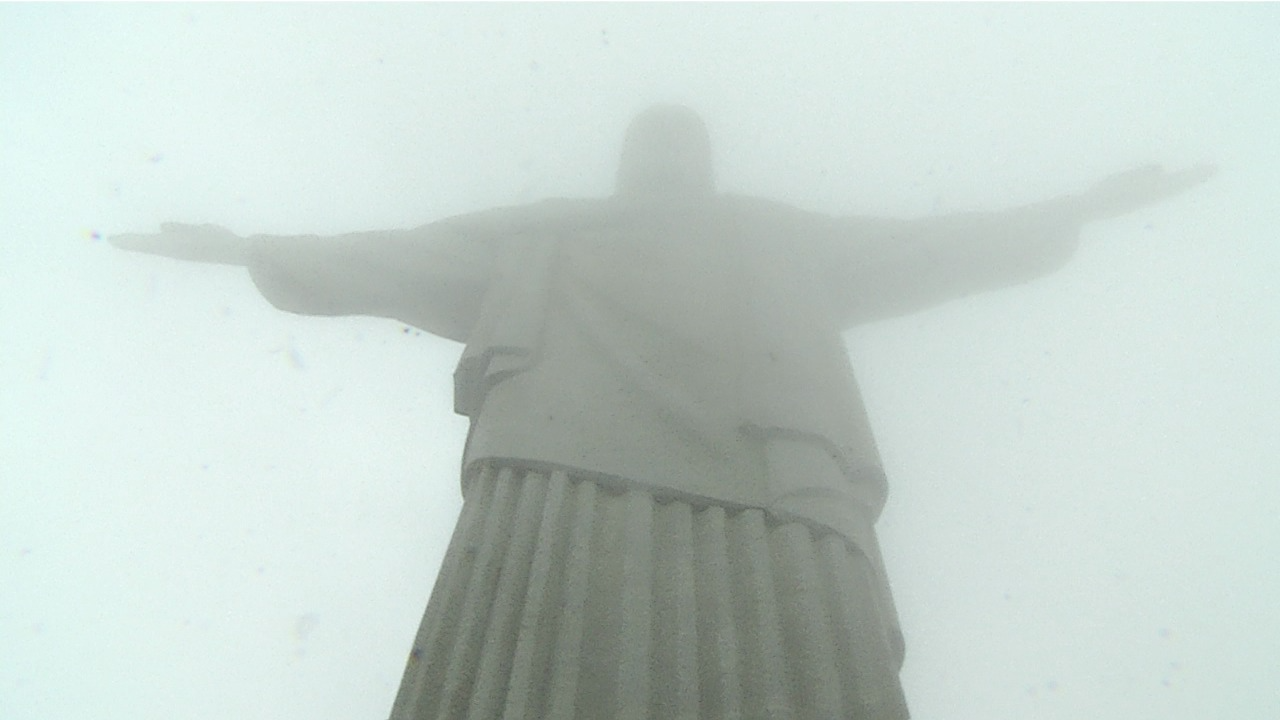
[1160,165,1216,195]
[1183,163,1218,185]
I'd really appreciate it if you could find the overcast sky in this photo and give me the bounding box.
[2,4,1278,720]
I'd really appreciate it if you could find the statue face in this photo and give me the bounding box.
[616,104,714,197]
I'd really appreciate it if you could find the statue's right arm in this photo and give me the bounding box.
[110,219,499,344]
[245,221,497,343]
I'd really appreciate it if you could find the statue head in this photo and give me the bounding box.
[616,104,714,198]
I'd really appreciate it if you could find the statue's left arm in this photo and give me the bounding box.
[822,164,1215,326]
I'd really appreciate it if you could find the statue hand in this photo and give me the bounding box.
[109,223,250,266]
[1074,163,1216,223]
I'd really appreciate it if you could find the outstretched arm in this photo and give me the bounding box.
[109,218,501,343]
[822,163,1216,326]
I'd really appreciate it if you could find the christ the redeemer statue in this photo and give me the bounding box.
[112,105,1211,720]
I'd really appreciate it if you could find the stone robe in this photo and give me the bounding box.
[246,192,1078,660]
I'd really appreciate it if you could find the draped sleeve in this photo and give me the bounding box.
[244,214,509,343]
[817,206,1082,328]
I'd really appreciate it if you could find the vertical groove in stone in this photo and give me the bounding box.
[694,505,742,720]
[616,489,655,720]
[433,468,521,720]
[501,470,571,720]
[773,523,843,719]
[817,534,859,717]
[467,472,551,719]
[734,509,792,719]
[389,466,498,720]
[544,478,597,719]
[819,534,897,720]
[666,500,699,719]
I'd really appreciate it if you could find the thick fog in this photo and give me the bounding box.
[2,4,1277,719]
